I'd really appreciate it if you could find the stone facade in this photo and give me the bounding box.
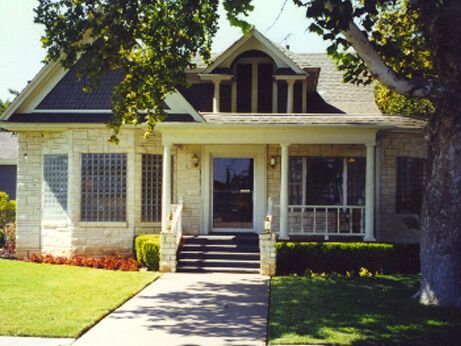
[14,127,427,258]
[378,131,428,243]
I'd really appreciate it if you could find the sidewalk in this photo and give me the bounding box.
[72,273,269,346]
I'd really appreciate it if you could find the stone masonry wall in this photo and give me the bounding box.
[15,133,43,258]
[379,131,428,243]
[15,127,202,257]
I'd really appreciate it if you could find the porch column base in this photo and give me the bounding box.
[363,235,376,242]
[159,231,177,273]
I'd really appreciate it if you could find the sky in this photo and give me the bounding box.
[0,0,329,101]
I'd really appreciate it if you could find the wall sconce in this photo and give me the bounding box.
[191,153,200,168]
[270,156,276,168]
[23,153,28,160]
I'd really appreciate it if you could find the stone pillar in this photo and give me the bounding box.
[161,144,172,233]
[364,143,376,241]
[259,232,277,276]
[159,231,177,273]
[279,143,290,240]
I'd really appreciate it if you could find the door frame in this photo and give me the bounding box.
[201,145,267,235]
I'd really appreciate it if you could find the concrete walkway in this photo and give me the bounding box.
[72,273,269,346]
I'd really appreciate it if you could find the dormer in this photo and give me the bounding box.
[187,29,308,114]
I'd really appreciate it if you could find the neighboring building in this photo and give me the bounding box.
[0,132,17,199]
[0,29,427,259]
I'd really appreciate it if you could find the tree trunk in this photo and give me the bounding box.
[420,98,461,307]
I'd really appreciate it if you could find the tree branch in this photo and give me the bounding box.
[341,20,438,99]
[320,1,443,100]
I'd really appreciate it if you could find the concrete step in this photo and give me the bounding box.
[178,258,260,269]
[179,251,259,261]
[176,266,260,274]
[180,243,259,253]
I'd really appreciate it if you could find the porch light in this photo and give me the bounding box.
[191,153,200,168]
[270,156,276,168]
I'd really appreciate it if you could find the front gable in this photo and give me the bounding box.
[1,59,202,124]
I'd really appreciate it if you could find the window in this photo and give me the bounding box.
[43,154,68,221]
[396,157,426,214]
[288,157,365,206]
[81,153,127,222]
[142,154,163,222]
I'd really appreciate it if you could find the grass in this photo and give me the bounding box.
[269,275,461,345]
[0,259,158,338]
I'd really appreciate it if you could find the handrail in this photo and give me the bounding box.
[168,196,184,247]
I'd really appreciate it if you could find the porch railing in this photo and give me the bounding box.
[287,205,365,239]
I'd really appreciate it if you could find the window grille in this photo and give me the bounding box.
[396,157,426,214]
[81,153,127,221]
[141,154,163,222]
[43,154,68,220]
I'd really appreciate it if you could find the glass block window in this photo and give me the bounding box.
[142,154,163,222]
[43,154,68,221]
[81,153,127,221]
[396,157,426,214]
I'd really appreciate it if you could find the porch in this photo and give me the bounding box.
[158,122,378,242]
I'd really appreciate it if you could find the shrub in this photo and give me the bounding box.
[134,234,161,271]
[276,242,420,276]
[0,192,15,248]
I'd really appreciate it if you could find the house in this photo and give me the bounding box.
[0,131,17,200]
[0,29,427,263]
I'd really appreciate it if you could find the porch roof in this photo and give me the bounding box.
[200,113,426,130]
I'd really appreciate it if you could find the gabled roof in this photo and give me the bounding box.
[203,28,306,75]
[1,58,203,123]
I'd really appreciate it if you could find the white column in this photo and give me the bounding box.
[251,62,258,113]
[161,144,172,233]
[286,80,295,113]
[364,143,376,241]
[213,81,221,113]
[279,144,290,240]
[302,79,307,113]
[231,79,237,112]
[272,80,278,113]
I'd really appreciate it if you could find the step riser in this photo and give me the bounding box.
[177,267,260,274]
[179,253,259,261]
[178,261,260,269]
[178,235,261,274]
[181,245,259,252]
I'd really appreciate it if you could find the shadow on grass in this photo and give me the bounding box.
[269,275,461,345]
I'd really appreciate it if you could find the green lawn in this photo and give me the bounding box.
[0,259,158,338]
[269,275,461,345]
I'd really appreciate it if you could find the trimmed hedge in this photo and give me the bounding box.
[276,242,419,275]
[134,234,161,271]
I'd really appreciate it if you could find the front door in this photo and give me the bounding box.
[212,158,254,232]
